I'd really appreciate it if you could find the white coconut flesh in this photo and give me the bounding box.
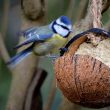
[75,38,110,68]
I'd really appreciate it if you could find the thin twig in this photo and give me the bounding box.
[0,33,10,63]
[0,0,10,62]
[76,0,87,22]
[44,78,56,110]
[66,0,75,20]
[102,0,110,13]
[24,69,47,110]
[1,0,10,37]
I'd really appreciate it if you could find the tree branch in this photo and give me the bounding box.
[6,0,46,110]
[44,78,56,110]
[24,69,47,110]
[0,0,10,63]
[66,0,75,20]
[90,0,102,28]
[0,33,10,63]
[76,0,88,22]
[1,0,10,37]
[102,0,110,13]
[104,21,110,31]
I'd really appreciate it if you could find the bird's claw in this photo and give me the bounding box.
[59,47,68,52]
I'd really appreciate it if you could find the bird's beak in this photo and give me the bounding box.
[70,29,73,32]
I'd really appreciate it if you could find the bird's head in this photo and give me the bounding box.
[50,16,73,38]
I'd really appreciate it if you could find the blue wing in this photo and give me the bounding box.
[14,33,53,49]
[15,24,54,49]
[18,27,38,39]
[7,46,33,66]
[18,25,53,39]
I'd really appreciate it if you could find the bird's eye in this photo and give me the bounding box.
[60,25,69,30]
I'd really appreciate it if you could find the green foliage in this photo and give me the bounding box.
[0,60,11,110]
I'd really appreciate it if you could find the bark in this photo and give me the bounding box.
[6,0,46,110]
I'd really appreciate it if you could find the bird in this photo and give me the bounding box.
[7,16,72,66]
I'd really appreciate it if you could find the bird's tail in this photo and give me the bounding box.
[7,46,33,67]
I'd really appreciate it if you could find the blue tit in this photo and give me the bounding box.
[7,16,72,66]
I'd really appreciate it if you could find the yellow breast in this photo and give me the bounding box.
[47,34,67,47]
[33,34,67,55]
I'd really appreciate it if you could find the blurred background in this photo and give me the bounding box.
[0,0,110,110]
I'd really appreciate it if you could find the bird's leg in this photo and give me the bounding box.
[59,47,68,56]
[45,54,59,60]
[45,54,58,87]
[59,47,68,52]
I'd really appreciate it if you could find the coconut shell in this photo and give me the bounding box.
[54,35,110,108]
[55,54,110,108]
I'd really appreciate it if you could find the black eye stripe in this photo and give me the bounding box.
[51,21,57,33]
[54,21,69,30]
[57,24,69,30]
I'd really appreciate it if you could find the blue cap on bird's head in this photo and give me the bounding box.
[50,15,73,37]
[58,16,72,28]
[56,16,72,31]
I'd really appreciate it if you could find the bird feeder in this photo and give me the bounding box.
[54,28,110,108]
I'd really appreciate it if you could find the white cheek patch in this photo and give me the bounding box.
[54,25,69,37]
[68,25,72,30]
